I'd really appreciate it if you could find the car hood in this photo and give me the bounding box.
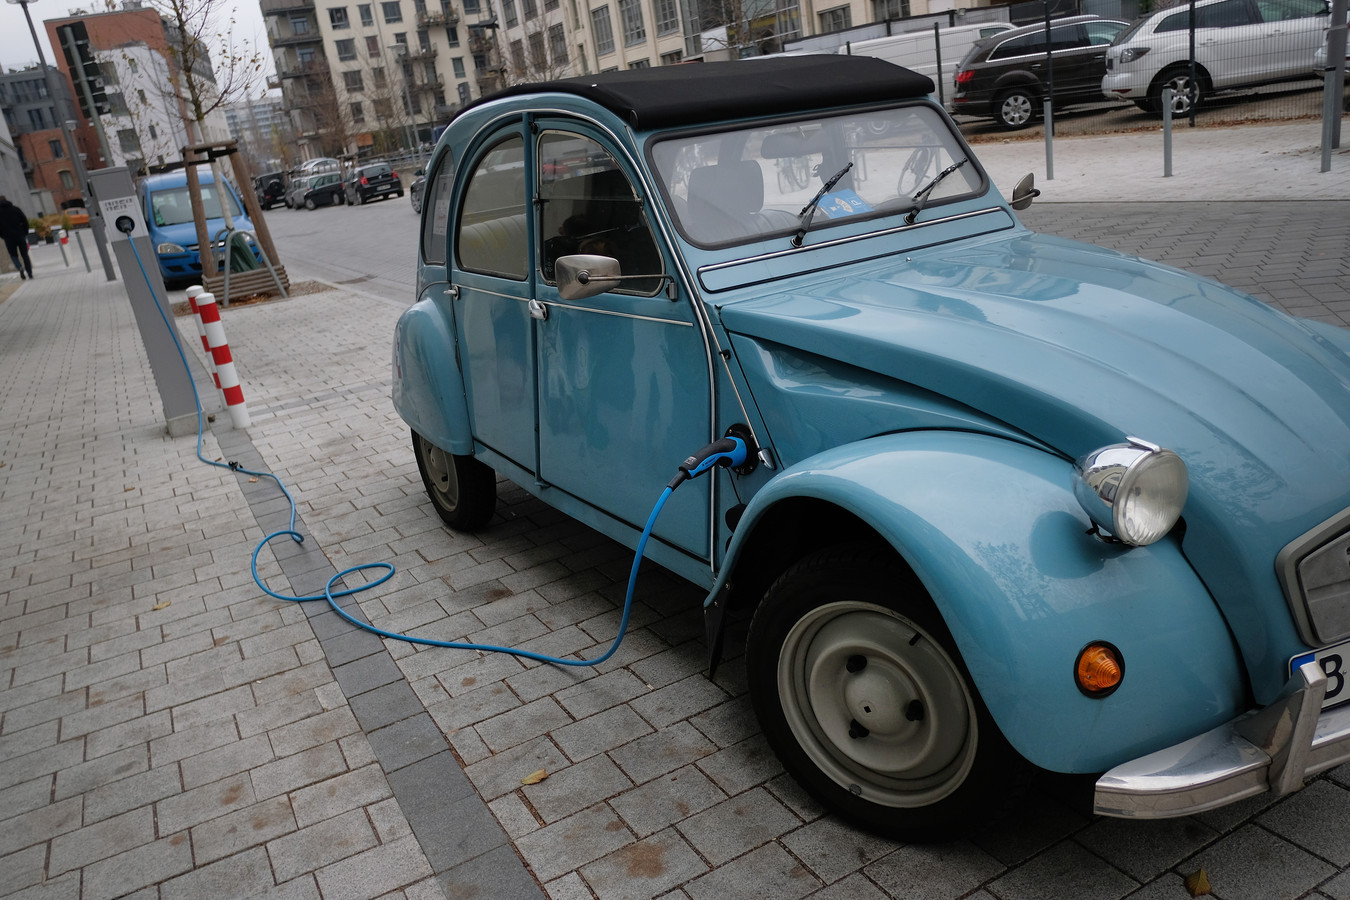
[718,231,1350,699]
[153,217,254,248]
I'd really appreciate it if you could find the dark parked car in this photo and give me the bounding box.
[949,15,1129,128]
[254,171,287,210]
[296,172,345,210]
[409,169,426,214]
[344,162,403,205]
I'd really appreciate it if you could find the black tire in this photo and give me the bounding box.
[411,431,496,531]
[746,545,1025,841]
[411,192,422,214]
[1150,66,1203,117]
[995,88,1037,129]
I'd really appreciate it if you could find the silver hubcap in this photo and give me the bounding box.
[419,437,459,511]
[778,602,977,808]
[1001,94,1032,127]
[1164,76,1195,114]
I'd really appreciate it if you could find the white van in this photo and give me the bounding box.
[839,21,1015,83]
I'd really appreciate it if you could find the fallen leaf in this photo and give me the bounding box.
[1184,868,1212,897]
[248,477,258,483]
[124,486,135,492]
[521,769,548,785]
[151,600,171,611]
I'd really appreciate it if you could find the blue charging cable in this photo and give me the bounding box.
[121,223,747,667]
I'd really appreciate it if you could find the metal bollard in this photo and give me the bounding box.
[1161,88,1174,178]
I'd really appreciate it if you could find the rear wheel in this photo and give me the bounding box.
[746,545,1024,840]
[304,197,316,210]
[995,88,1037,129]
[1150,67,1203,117]
[411,431,496,531]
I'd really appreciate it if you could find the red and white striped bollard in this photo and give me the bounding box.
[194,291,251,429]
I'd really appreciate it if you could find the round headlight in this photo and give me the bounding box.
[1073,437,1188,547]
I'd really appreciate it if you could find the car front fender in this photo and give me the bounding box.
[718,430,1247,774]
[391,295,472,455]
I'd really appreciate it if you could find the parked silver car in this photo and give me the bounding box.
[1102,0,1329,114]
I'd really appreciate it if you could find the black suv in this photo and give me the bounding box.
[948,15,1129,128]
[254,171,287,210]
[344,163,403,205]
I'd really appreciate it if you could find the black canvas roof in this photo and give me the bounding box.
[465,57,935,130]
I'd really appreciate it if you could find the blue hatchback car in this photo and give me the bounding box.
[139,169,257,286]
[393,56,1350,838]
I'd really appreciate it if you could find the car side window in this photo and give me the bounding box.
[456,135,528,279]
[420,155,455,266]
[1197,0,1258,27]
[989,32,1043,60]
[1256,0,1326,19]
[536,132,663,296]
[1085,22,1125,44]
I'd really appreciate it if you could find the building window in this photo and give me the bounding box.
[452,56,466,77]
[591,6,615,54]
[872,0,908,20]
[373,97,393,118]
[149,124,158,139]
[351,101,365,122]
[367,35,382,56]
[462,0,479,12]
[628,58,649,67]
[504,0,517,25]
[618,0,645,45]
[660,49,682,64]
[819,5,850,31]
[447,25,459,46]
[545,0,559,9]
[329,6,350,28]
[528,31,546,63]
[343,69,364,91]
[48,139,64,158]
[372,66,388,87]
[655,0,679,34]
[548,23,567,61]
[522,0,537,18]
[290,15,310,33]
[59,170,74,190]
[298,46,317,64]
[382,1,402,23]
[510,38,524,70]
[117,128,139,153]
[137,88,147,104]
[336,38,357,59]
[359,3,374,24]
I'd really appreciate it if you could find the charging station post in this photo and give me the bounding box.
[87,166,199,437]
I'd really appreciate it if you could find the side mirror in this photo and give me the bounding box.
[555,254,673,300]
[1009,172,1040,211]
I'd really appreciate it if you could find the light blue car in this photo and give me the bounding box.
[393,55,1350,838]
[139,168,257,287]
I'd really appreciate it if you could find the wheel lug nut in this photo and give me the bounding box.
[848,719,870,739]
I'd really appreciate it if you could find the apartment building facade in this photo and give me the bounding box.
[270,0,994,161]
[0,65,99,211]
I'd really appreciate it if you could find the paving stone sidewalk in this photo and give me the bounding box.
[2,204,1350,900]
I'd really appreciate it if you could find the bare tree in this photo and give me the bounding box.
[504,20,574,84]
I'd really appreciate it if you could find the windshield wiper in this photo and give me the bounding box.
[791,162,854,248]
[904,157,969,225]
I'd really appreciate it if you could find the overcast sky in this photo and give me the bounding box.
[0,1,276,100]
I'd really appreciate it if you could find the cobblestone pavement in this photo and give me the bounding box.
[1,201,1349,900]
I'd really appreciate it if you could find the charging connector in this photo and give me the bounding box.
[669,436,750,489]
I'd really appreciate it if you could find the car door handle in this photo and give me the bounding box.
[529,298,549,321]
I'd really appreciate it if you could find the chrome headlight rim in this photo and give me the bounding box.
[155,241,186,255]
[1073,436,1188,547]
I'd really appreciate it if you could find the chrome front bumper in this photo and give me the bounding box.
[1095,662,1350,818]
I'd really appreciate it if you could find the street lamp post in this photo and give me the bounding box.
[389,43,422,168]
[8,0,116,280]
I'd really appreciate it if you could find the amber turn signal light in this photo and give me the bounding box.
[1075,642,1124,697]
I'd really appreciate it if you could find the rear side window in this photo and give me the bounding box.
[456,135,528,279]
[420,153,455,265]
[989,32,1044,60]
[1197,0,1258,27]
[1256,0,1326,19]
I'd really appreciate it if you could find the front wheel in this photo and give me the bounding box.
[304,197,316,210]
[995,89,1037,129]
[746,546,1024,840]
[411,431,496,531]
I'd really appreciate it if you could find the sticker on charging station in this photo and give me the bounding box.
[99,196,146,243]
[817,190,872,219]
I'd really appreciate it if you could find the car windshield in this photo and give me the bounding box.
[149,185,243,226]
[650,104,981,247]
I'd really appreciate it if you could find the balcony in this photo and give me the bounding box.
[276,58,328,79]
[417,7,460,26]
[261,0,315,15]
[410,74,445,93]
[404,45,438,61]
[272,29,324,47]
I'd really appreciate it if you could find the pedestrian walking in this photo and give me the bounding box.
[0,196,33,279]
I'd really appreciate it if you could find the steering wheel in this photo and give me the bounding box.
[898,146,936,198]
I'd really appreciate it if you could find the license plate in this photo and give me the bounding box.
[1292,642,1350,709]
